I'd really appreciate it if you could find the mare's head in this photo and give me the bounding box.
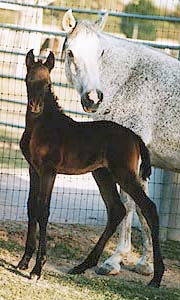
[62,9,108,112]
[25,49,55,116]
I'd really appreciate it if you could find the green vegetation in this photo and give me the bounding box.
[42,1,180,41]
[0,9,19,25]
[44,272,180,300]
[121,0,157,40]
[0,128,28,169]
[49,242,81,260]
[0,147,27,169]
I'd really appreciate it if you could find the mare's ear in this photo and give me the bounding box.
[95,12,108,31]
[62,9,76,33]
[26,49,35,69]
[44,51,55,71]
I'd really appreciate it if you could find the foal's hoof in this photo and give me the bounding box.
[29,273,40,282]
[68,265,86,275]
[29,267,41,281]
[147,279,160,288]
[17,260,29,270]
[95,263,120,276]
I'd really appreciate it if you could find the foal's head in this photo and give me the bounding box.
[25,49,55,116]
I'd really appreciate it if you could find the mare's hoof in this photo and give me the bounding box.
[147,280,160,288]
[176,261,180,268]
[132,262,153,276]
[95,263,120,276]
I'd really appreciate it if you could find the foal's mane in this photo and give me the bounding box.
[47,87,64,115]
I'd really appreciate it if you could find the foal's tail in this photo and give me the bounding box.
[138,137,151,181]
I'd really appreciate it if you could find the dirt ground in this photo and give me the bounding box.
[0,222,180,300]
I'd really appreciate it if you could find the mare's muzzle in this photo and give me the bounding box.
[81,89,103,113]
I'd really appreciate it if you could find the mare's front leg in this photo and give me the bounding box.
[69,168,126,274]
[17,166,39,270]
[30,166,56,280]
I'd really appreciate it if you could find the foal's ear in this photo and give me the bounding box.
[44,51,55,71]
[95,12,108,31]
[62,9,76,33]
[26,49,35,69]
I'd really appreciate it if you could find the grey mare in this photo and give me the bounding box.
[62,10,180,276]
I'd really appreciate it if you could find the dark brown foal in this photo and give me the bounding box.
[17,49,164,287]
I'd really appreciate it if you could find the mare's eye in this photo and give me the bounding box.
[68,50,74,59]
[101,50,105,57]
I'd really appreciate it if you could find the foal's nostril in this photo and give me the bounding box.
[30,102,42,114]
[29,100,33,107]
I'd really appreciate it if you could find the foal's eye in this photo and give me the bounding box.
[68,50,74,59]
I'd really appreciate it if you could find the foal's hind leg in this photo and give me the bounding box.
[99,183,153,276]
[119,172,165,287]
[97,190,134,275]
[68,168,126,274]
[17,166,39,270]
[134,201,153,275]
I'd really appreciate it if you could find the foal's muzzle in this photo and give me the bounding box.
[29,100,43,116]
[81,89,103,113]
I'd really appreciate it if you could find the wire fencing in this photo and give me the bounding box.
[0,0,180,241]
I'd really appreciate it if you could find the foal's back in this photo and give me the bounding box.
[31,109,141,177]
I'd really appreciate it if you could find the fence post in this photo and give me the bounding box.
[159,171,173,241]
[167,173,180,241]
[15,1,43,77]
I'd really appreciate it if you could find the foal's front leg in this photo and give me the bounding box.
[17,166,39,270]
[30,166,56,280]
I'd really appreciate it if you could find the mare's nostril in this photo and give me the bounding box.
[81,93,94,107]
[81,90,103,113]
[97,90,103,103]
